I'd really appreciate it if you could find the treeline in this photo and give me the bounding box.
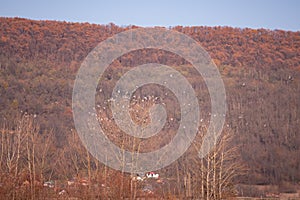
[0,113,134,199]
[1,106,246,199]
[0,17,299,69]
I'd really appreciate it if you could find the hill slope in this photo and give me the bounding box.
[0,17,300,185]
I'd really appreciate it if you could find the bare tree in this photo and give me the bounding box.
[192,128,246,199]
[0,113,49,199]
[23,114,40,200]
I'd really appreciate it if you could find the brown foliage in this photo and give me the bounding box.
[0,17,300,198]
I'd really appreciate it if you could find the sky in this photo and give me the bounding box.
[0,0,299,31]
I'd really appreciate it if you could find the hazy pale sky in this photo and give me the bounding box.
[0,0,299,31]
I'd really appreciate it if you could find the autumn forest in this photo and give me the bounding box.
[0,17,300,199]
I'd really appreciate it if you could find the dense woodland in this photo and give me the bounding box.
[0,17,300,199]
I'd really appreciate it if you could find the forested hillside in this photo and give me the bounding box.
[0,17,300,198]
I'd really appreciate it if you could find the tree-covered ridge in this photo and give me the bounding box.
[0,17,300,198]
[1,17,299,69]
